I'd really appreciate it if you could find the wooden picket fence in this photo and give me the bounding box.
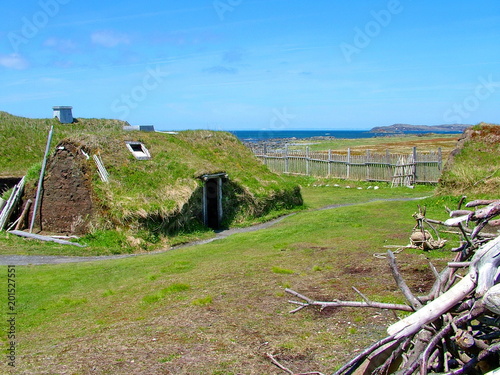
[250,145,443,185]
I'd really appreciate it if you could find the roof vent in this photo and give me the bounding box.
[53,106,73,124]
[125,141,151,160]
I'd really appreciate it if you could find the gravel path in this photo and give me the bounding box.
[0,214,294,266]
[0,197,427,266]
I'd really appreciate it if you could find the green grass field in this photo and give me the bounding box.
[0,184,464,374]
[1,124,499,374]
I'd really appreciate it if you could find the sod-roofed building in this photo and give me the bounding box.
[0,112,302,238]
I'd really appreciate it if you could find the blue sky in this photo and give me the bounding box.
[1,0,499,130]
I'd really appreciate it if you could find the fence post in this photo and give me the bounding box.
[285,144,289,174]
[306,146,310,176]
[366,149,371,181]
[438,147,442,171]
[328,149,332,177]
[347,148,351,179]
[386,149,391,181]
[412,146,417,184]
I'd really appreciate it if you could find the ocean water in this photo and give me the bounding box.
[230,130,460,141]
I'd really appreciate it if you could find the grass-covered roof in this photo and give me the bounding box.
[0,111,302,238]
[437,123,500,198]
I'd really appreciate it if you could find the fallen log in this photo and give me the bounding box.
[470,235,500,296]
[388,235,500,339]
[483,284,500,314]
[386,273,475,339]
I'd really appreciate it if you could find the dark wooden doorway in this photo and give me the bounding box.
[205,179,219,229]
[201,173,227,230]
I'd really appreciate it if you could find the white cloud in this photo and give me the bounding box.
[91,31,130,47]
[0,54,29,70]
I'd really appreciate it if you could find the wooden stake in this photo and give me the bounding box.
[29,125,54,233]
[14,199,32,230]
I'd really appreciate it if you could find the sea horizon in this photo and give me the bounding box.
[229,129,462,141]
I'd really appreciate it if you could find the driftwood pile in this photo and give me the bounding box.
[0,177,26,231]
[280,198,500,375]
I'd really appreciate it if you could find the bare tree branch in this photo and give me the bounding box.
[266,353,325,375]
[387,250,422,310]
[285,288,414,313]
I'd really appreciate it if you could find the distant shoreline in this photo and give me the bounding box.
[231,129,464,142]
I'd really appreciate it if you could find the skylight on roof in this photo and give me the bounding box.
[125,141,151,160]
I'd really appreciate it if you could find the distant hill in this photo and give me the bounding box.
[370,123,471,133]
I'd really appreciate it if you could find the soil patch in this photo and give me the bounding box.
[27,141,94,234]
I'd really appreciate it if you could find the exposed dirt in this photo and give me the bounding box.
[25,141,94,235]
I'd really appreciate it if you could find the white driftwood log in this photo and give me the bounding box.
[470,235,500,296]
[483,283,500,315]
[8,230,86,247]
[0,177,26,230]
[388,234,500,339]
[387,273,476,339]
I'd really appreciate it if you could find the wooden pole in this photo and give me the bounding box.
[366,149,371,180]
[285,144,289,174]
[306,146,310,176]
[14,199,32,230]
[29,125,54,233]
[328,149,332,177]
[386,149,390,181]
[347,148,351,179]
[202,181,207,226]
[412,146,417,184]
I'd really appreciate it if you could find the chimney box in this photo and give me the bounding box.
[53,106,73,124]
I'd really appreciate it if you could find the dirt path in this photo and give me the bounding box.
[0,197,427,266]
[0,214,294,266]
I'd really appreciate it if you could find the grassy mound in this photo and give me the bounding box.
[437,123,500,198]
[81,130,302,232]
[0,111,126,176]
